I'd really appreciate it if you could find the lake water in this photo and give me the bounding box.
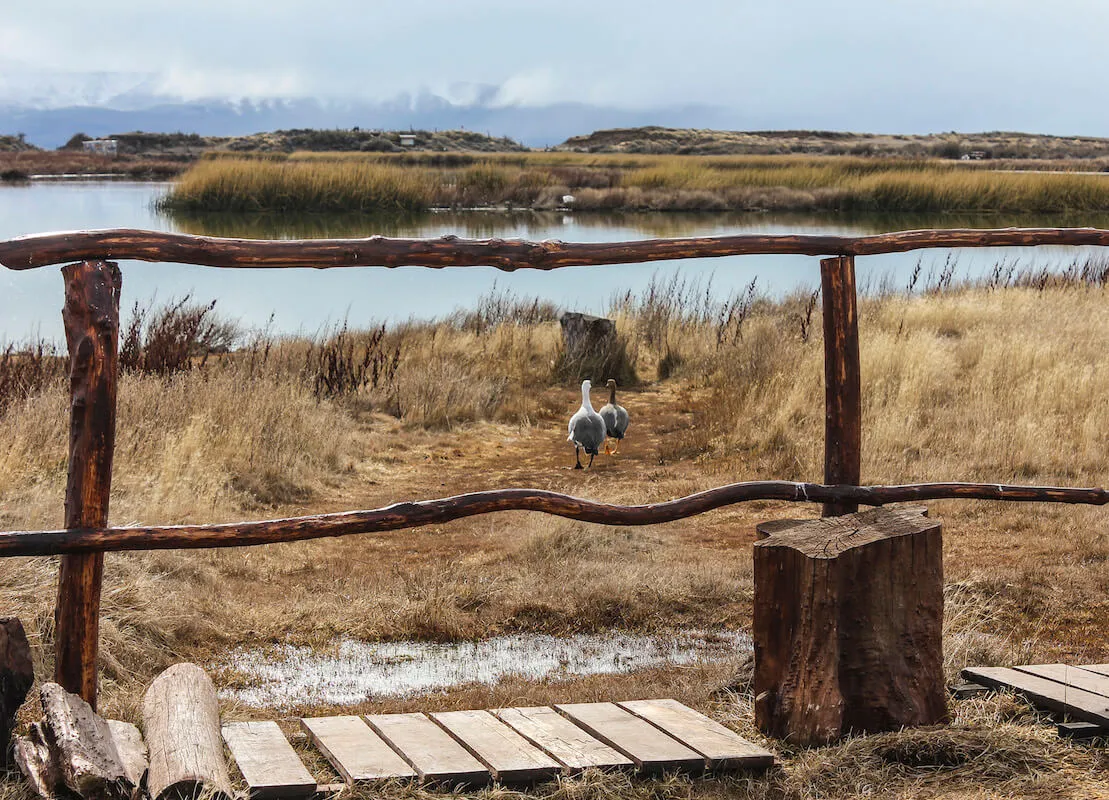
[4,180,1109,342]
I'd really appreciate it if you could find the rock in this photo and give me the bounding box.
[556,312,634,385]
[0,617,34,766]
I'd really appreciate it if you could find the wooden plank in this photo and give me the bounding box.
[222,722,315,798]
[429,710,560,783]
[949,682,990,700]
[554,703,704,774]
[1080,664,1109,678]
[1057,721,1106,740]
[494,707,632,774]
[365,713,489,787]
[962,666,1109,726]
[618,699,773,771]
[299,716,415,784]
[1014,664,1109,699]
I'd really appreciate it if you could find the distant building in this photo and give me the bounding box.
[82,139,118,157]
[399,134,416,147]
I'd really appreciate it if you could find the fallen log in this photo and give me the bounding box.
[144,663,231,800]
[14,723,58,800]
[107,720,147,799]
[37,683,132,800]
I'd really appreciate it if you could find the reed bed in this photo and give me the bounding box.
[161,152,1109,214]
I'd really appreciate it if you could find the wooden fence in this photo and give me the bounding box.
[1,226,1108,709]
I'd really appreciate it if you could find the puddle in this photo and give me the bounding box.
[220,630,751,708]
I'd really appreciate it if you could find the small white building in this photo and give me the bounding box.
[399,134,416,147]
[82,139,118,157]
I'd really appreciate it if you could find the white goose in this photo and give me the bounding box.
[567,379,607,470]
[599,379,629,454]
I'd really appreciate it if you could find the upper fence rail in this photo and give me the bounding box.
[4,226,1109,270]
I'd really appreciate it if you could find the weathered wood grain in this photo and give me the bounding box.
[0,481,1104,557]
[7,227,1109,270]
[299,716,415,784]
[364,713,489,787]
[753,508,947,746]
[554,703,705,774]
[756,506,928,539]
[143,663,232,800]
[55,260,121,708]
[962,666,1109,726]
[617,699,774,771]
[493,706,632,774]
[106,721,147,800]
[14,722,58,800]
[1013,664,1109,699]
[430,710,561,783]
[38,682,132,800]
[1080,664,1109,678]
[223,721,316,797]
[820,256,861,516]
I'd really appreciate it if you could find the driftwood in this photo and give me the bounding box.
[14,684,147,800]
[5,227,1109,270]
[14,723,58,799]
[55,260,121,708]
[143,663,231,800]
[106,721,148,799]
[753,507,947,746]
[31,683,132,800]
[0,481,1102,558]
[0,617,34,765]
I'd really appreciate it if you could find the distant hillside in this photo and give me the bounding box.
[0,134,38,152]
[56,128,528,156]
[222,128,528,153]
[558,126,1109,159]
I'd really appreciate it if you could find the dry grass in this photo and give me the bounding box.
[160,152,1109,214]
[0,150,186,180]
[2,280,1109,798]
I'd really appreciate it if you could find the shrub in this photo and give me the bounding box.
[120,296,240,376]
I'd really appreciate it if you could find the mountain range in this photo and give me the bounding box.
[0,80,744,149]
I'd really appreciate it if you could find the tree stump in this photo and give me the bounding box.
[752,506,947,747]
[556,312,633,384]
[0,617,34,766]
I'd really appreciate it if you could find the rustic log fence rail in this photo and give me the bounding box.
[1,225,1108,709]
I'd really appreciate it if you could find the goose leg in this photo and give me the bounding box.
[604,438,613,455]
[587,451,596,469]
[611,439,620,455]
[574,446,583,470]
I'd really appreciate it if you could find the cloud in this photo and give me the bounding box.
[4,0,1109,134]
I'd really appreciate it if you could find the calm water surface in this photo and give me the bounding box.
[220,629,750,708]
[4,181,1109,342]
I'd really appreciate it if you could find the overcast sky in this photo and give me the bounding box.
[4,0,1109,135]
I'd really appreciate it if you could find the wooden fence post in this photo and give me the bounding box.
[820,256,861,517]
[55,260,121,709]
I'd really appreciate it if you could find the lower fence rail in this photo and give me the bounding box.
[1,480,1106,558]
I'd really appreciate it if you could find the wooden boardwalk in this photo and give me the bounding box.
[962,663,1109,735]
[222,700,775,796]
